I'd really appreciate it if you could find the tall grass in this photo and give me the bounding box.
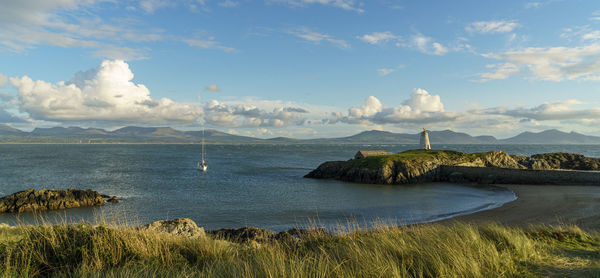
[0,219,598,277]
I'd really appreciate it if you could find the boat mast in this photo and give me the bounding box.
[202,129,205,162]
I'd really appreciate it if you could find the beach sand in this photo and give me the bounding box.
[444,184,600,230]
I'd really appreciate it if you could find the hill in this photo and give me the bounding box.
[0,126,599,144]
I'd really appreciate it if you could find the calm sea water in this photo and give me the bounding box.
[0,144,598,231]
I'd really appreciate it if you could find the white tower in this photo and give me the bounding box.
[420,128,431,150]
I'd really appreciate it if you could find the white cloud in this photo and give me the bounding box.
[582,31,600,41]
[377,68,396,76]
[140,0,209,13]
[0,0,162,56]
[377,65,404,76]
[270,0,364,13]
[330,89,455,126]
[10,60,201,125]
[476,63,520,82]
[357,31,401,45]
[289,27,350,49]
[183,37,237,53]
[485,100,600,121]
[219,0,240,7]
[525,2,541,8]
[203,100,310,127]
[478,44,600,81]
[92,46,149,60]
[0,73,7,89]
[205,84,220,92]
[408,33,448,55]
[466,21,520,34]
[139,0,170,13]
[0,108,28,123]
[561,26,600,42]
[402,88,444,112]
[592,11,600,21]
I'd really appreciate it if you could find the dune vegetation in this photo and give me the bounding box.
[0,220,599,277]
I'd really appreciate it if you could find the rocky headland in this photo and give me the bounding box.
[305,150,600,185]
[0,188,115,213]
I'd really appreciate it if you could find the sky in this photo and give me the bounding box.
[1,0,600,139]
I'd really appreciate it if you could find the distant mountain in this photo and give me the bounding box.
[500,129,600,144]
[0,126,599,144]
[0,124,25,135]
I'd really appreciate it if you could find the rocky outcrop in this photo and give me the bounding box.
[140,218,205,238]
[207,227,326,244]
[511,152,600,170]
[305,150,600,185]
[0,188,107,213]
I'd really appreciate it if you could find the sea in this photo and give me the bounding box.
[1,144,599,231]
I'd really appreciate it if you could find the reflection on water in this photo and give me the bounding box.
[1,144,596,230]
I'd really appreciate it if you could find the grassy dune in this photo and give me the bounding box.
[1,221,599,277]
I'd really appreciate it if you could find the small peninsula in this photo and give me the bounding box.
[305,150,600,185]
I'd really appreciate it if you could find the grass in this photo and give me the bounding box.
[348,149,491,170]
[1,220,599,277]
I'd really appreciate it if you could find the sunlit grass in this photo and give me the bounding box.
[0,218,598,277]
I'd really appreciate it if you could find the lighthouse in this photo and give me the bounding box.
[420,128,431,150]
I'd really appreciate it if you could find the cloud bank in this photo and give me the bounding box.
[10,60,201,125]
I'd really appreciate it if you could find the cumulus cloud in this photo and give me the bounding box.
[205,84,220,92]
[10,60,201,125]
[357,31,401,45]
[203,100,309,127]
[466,21,520,34]
[288,27,350,49]
[270,0,364,13]
[329,89,456,126]
[485,100,600,121]
[478,44,600,81]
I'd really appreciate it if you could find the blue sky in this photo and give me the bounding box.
[1,0,600,138]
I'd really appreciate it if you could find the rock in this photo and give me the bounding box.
[305,149,600,185]
[140,218,205,238]
[107,196,118,203]
[0,188,105,213]
[448,172,465,183]
[207,226,324,244]
[207,227,276,243]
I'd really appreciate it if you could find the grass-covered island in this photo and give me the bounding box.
[305,149,600,184]
[1,219,599,277]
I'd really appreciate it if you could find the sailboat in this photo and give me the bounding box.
[198,129,208,171]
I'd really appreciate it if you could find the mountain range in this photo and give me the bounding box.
[0,124,599,144]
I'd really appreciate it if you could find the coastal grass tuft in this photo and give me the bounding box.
[0,220,599,277]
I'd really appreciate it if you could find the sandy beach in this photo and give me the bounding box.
[445,184,600,230]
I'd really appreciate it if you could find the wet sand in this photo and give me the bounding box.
[444,184,600,230]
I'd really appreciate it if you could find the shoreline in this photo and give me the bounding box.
[442,184,600,230]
